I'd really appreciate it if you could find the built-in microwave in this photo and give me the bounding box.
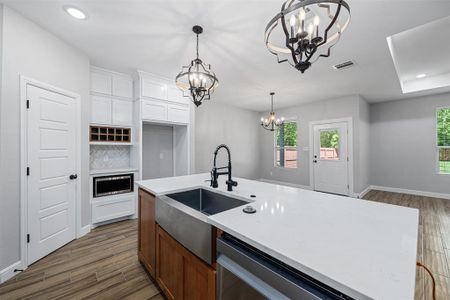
[93,173,134,198]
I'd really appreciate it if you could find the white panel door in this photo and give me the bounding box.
[112,75,133,99]
[112,99,133,126]
[27,85,77,265]
[313,122,349,196]
[91,95,112,124]
[91,71,112,95]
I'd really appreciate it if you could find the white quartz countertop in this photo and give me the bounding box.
[137,173,419,300]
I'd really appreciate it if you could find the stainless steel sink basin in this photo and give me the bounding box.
[166,188,249,216]
[156,188,249,265]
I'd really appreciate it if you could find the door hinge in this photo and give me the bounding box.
[26,100,30,109]
[347,184,350,189]
[27,234,30,243]
[347,157,349,162]
[27,167,30,176]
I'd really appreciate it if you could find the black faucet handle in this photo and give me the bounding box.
[226,180,238,187]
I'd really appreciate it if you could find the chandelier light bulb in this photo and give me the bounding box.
[290,14,296,27]
[307,23,314,38]
[281,117,285,121]
[261,117,264,122]
[314,15,320,26]
[299,8,306,21]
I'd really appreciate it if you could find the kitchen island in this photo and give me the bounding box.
[137,173,419,300]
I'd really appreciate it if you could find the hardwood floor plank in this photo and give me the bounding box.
[364,190,450,300]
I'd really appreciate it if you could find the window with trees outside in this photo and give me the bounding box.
[437,108,450,174]
[275,121,297,168]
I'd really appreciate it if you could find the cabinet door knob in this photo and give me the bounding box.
[69,174,78,180]
[313,160,317,163]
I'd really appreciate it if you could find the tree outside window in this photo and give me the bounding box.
[437,108,450,174]
[275,121,297,168]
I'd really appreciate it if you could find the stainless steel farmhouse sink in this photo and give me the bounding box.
[166,188,248,215]
[156,188,249,265]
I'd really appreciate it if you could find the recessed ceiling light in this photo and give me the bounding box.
[64,6,87,20]
[416,73,427,79]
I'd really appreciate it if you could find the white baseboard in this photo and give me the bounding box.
[369,185,450,200]
[356,186,372,199]
[77,224,91,238]
[0,261,24,284]
[258,178,312,190]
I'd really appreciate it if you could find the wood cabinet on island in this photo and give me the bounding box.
[138,188,215,300]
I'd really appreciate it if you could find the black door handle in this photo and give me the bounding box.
[69,174,78,180]
[313,160,317,163]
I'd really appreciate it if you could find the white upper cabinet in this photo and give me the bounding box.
[91,67,133,99]
[141,77,167,100]
[168,104,189,124]
[136,71,191,125]
[167,85,188,104]
[91,71,112,95]
[90,67,134,126]
[141,99,167,122]
[112,75,133,99]
[112,99,133,126]
[91,95,112,125]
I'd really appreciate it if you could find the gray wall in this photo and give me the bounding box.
[0,6,90,270]
[259,95,368,193]
[142,124,174,180]
[357,97,370,193]
[195,101,260,179]
[369,92,450,194]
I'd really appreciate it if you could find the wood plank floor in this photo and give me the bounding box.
[0,220,162,300]
[0,191,448,299]
[363,190,450,300]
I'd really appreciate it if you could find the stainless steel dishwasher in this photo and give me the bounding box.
[216,234,358,300]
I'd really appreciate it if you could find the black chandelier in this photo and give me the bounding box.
[265,0,350,73]
[261,92,285,131]
[175,25,219,107]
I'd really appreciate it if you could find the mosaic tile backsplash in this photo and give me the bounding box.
[90,145,130,170]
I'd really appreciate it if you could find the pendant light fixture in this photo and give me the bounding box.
[175,25,219,107]
[261,92,285,131]
[265,0,351,73]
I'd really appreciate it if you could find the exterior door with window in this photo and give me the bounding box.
[312,122,349,195]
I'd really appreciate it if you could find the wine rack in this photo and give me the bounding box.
[90,126,131,143]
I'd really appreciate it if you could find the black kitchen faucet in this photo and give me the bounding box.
[210,144,238,191]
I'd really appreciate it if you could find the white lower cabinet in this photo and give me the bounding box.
[112,99,133,126]
[168,104,189,123]
[142,99,167,121]
[91,193,135,223]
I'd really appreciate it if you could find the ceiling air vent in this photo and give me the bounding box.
[332,60,355,70]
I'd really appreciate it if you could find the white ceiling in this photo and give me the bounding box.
[2,0,450,111]
[388,16,450,94]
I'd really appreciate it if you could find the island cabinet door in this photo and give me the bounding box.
[138,189,156,278]
[156,225,183,300]
[182,250,216,300]
[156,225,216,300]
